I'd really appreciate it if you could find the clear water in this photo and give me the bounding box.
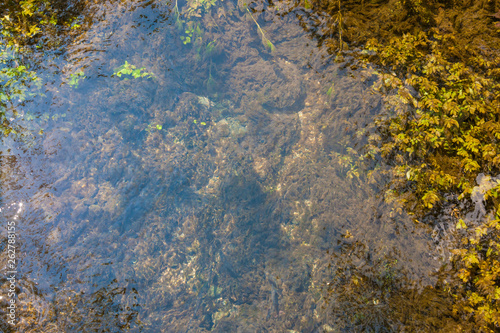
[0,0,445,331]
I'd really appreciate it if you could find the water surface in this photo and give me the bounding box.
[0,0,446,331]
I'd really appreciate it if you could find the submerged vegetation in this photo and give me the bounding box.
[113,61,155,79]
[245,6,276,53]
[367,16,500,333]
[362,29,500,216]
[0,47,41,136]
[1,0,500,331]
[68,70,85,87]
[300,0,500,330]
[0,0,85,137]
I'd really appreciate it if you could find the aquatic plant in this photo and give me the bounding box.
[326,81,335,98]
[297,1,500,330]
[0,0,85,138]
[193,119,207,126]
[146,123,163,132]
[245,7,276,53]
[176,0,219,48]
[68,70,85,88]
[444,180,500,332]
[0,46,42,136]
[182,0,219,18]
[1,0,55,49]
[180,21,203,45]
[0,0,85,52]
[335,0,343,53]
[356,15,500,333]
[112,61,154,79]
[205,62,218,92]
[322,239,459,331]
[363,29,500,216]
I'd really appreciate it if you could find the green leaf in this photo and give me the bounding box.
[132,69,142,78]
[327,83,335,97]
[456,219,467,230]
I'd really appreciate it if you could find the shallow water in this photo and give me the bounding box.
[0,0,447,331]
